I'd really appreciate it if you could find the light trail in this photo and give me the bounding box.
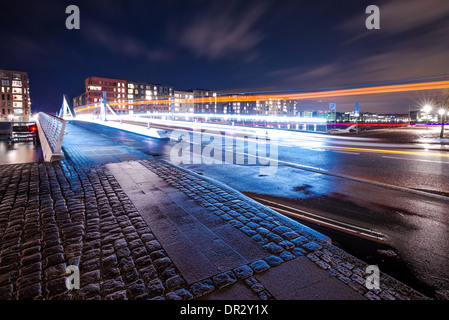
[91,116,446,153]
[327,146,449,157]
[249,196,386,242]
[73,79,449,113]
[382,156,449,165]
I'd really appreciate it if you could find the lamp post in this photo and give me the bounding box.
[422,105,432,130]
[439,108,446,138]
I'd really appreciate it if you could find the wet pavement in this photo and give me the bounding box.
[61,121,449,298]
[60,123,428,300]
[351,126,448,144]
[1,121,446,299]
[0,140,43,165]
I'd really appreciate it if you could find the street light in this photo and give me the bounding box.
[423,105,432,113]
[421,104,433,128]
[437,108,447,138]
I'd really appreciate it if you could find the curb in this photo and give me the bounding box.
[158,159,332,244]
[137,158,431,300]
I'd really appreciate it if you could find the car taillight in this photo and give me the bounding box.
[29,126,37,132]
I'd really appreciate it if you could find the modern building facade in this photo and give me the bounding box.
[73,76,174,116]
[0,70,31,122]
[72,76,126,112]
[126,81,173,115]
[73,77,305,120]
[222,97,298,117]
[84,76,127,106]
[192,89,219,114]
[173,90,194,114]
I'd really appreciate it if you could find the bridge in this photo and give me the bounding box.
[1,82,448,301]
[51,85,448,297]
[2,76,448,167]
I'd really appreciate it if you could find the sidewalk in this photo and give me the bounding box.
[106,160,361,300]
[0,122,430,300]
[105,159,428,300]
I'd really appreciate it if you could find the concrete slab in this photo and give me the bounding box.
[212,224,268,262]
[106,160,371,300]
[106,161,270,284]
[196,282,259,300]
[163,240,220,284]
[255,256,366,300]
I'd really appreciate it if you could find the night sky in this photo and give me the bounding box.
[1,0,448,114]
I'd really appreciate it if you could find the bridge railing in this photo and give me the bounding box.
[36,112,67,162]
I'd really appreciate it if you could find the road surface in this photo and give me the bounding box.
[67,121,449,297]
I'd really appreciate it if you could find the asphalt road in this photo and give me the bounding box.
[111,118,449,194]
[67,121,449,297]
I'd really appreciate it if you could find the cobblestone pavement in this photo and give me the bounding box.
[0,159,185,300]
[137,159,430,301]
[0,152,430,300]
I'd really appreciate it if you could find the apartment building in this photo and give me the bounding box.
[173,90,194,114]
[223,97,298,117]
[0,70,31,122]
[73,76,173,116]
[192,89,219,114]
[126,81,173,115]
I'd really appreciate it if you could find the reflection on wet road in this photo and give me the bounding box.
[58,121,449,297]
[0,140,43,165]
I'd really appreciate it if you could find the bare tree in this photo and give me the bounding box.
[434,89,449,138]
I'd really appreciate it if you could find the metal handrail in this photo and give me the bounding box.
[36,112,67,161]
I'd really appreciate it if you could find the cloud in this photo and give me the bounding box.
[84,21,173,62]
[177,1,269,60]
[1,36,46,56]
[269,0,449,90]
[380,0,449,33]
[340,0,449,43]
[270,45,449,90]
